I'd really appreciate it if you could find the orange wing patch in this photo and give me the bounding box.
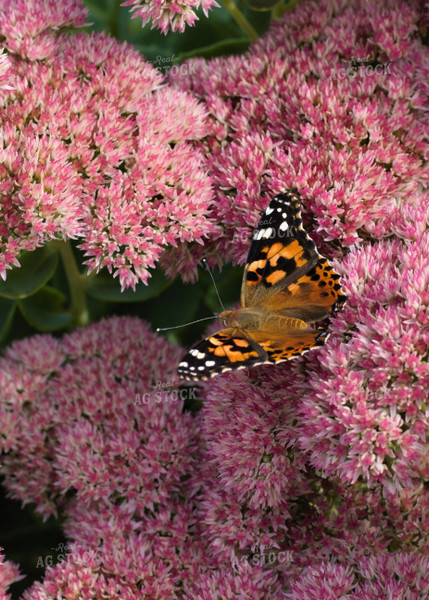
[252,329,329,363]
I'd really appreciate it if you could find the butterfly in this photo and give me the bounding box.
[178,191,347,381]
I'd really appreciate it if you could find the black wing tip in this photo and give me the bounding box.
[270,191,301,208]
[273,190,298,201]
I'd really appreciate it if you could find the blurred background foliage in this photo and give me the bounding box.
[1,0,300,596]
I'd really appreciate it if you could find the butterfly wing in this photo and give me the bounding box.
[177,326,329,381]
[241,192,347,322]
[250,328,329,364]
[178,328,267,381]
[261,256,348,322]
[241,191,320,307]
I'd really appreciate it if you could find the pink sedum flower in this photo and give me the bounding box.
[0,316,185,518]
[0,0,87,59]
[169,0,428,269]
[122,0,219,35]
[295,236,429,491]
[22,547,139,600]
[0,1,214,288]
[0,549,23,600]
[0,49,13,89]
[2,317,429,596]
[285,554,429,600]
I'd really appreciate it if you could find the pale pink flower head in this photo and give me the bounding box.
[184,562,283,599]
[285,563,355,599]
[62,499,215,597]
[281,479,429,567]
[0,48,13,89]
[0,316,188,518]
[199,367,310,511]
[296,235,429,492]
[184,363,321,570]
[0,1,214,288]
[284,554,429,600]
[122,0,219,35]
[169,0,428,269]
[22,546,138,600]
[0,0,87,59]
[0,548,23,600]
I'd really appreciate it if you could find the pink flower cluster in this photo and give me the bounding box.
[169,0,428,267]
[122,0,219,35]
[0,0,214,289]
[295,235,429,492]
[1,316,429,599]
[0,317,184,517]
[285,555,429,600]
[0,0,87,58]
[0,548,22,600]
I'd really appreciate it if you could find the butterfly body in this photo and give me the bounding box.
[178,192,347,381]
[218,308,311,335]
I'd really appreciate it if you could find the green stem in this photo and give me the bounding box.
[55,240,90,327]
[110,0,122,39]
[272,0,285,18]
[222,0,259,41]
[273,0,299,19]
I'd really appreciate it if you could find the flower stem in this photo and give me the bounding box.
[110,0,122,39]
[273,0,299,19]
[55,240,90,327]
[222,0,259,41]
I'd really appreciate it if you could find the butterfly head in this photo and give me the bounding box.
[219,310,234,328]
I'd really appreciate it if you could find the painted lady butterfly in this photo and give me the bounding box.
[178,191,347,381]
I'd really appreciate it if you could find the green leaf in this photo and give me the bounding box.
[177,38,250,61]
[0,297,17,341]
[0,246,59,300]
[81,0,110,19]
[141,275,204,346]
[86,268,171,303]
[19,286,73,331]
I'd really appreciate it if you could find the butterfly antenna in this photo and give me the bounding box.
[156,315,217,332]
[202,258,226,312]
